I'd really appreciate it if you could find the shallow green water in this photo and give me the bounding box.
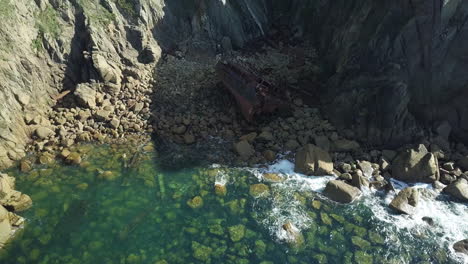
[0,144,463,264]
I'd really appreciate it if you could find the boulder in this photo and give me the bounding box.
[74,84,97,109]
[93,54,122,86]
[392,144,439,183]
[0,205,12,248]
[453,239,468,255]
[35,126,55,139]
[294,144,333,176]
[351,170,370,190]
[0,174,32,212]
[443,178,468,202]
[389,187,419,215]
[234,140,255,159]
[323,180,361,203]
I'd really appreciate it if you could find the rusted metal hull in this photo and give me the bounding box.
[216,61,284,122]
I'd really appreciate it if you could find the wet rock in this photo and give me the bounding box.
[294,144,333,176]
[228,224,245,242]
[389,187,419,215]
[392,144,439,183]
[1,193,32,212]
[339,173,352,181]
[19,160,32,172]
[443,178,468,202]
[442,162,455,171]
[187,196,204,209]
[65,152,82,165]
[282,222,305,250]
[214,183,227,196]
[249,184,270,197]
[74,84,97,109]
[234,140,255,159]
[357,161,373,177]
[453,239,468,255]
[262,173,284,183]
[332,139,360,152]
[323,180,361,203]
[262,150,276,162]
[422,217,435,226]
[285,139,300,151]
[35,127,55,139]
[351,170,370,190]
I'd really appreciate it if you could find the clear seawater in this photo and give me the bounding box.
[0,143,467,264]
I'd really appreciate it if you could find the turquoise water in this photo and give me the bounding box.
[0,143,465,264]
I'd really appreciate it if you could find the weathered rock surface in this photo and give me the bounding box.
[389,187,419,215]
[234,140,255,159]
[444,178,468,202]
[392,144,439,183]
[294,144,333,176]
[323,180,361,203]
[453,239,468,255]
[35,127,55,139]
[74,84,97,109]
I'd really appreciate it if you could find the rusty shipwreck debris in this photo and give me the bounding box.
[216,61,285,122]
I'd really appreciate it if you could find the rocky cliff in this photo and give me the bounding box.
[1,0,467,170]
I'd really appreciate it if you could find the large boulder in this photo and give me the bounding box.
[0,173,32,212]
[323,180,361,203]
[443,178,468,202]
[35,126,55,139]
[0,205,12,248]
[93,54,122,86]
[234,140,255,159]
[392,144,439,183]
[453,239,468,255]
[294,144,333,176]
[74,84,97,109]
[389,187,419,215]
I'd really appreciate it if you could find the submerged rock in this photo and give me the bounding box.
[187,196,204,209]
[323,180,361,203]
[389,187,419,215]
[443,178,468,202]
[262,173,284,183]
[192,241,212,261]
[282,221,305,250]
[392,144,439,182]
[214,183,227,196]
[294,144,333,176]
[249,184,270,198]
[228,224,245,242]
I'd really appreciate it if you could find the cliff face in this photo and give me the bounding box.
[0,0,467,169]
[296,0,468,147]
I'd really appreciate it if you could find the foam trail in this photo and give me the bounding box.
[243,0,265,35]
[247,159,468,263]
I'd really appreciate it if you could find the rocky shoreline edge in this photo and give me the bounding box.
[0,45,467,257]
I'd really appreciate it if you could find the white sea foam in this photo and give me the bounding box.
[247,159,468,263]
